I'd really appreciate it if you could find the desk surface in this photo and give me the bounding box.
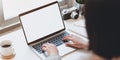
[0,16,90,60]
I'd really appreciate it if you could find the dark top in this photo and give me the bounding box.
[84,0,120,59]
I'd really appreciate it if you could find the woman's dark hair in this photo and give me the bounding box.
[84,0,120,59]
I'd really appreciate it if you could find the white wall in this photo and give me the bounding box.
[3,0,57,20]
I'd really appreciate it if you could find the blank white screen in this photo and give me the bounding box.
[20,3,64,43]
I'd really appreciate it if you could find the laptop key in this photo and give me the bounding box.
[32,32,69,54]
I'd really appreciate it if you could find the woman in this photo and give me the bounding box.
[42,0,120,60]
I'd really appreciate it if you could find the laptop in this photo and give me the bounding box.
[19,1,75,60]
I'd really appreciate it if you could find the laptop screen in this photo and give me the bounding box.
[20,2,65,44]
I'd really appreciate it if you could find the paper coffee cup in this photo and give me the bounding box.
[0,40,15,59]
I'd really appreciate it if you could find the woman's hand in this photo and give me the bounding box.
[42,43,59,55]
[63,35,89,49]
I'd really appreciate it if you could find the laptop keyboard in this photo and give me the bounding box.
[32,32,69,54]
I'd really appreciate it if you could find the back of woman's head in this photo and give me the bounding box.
[84,0,120,59]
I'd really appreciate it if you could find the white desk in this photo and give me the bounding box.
[0,16,90,60]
